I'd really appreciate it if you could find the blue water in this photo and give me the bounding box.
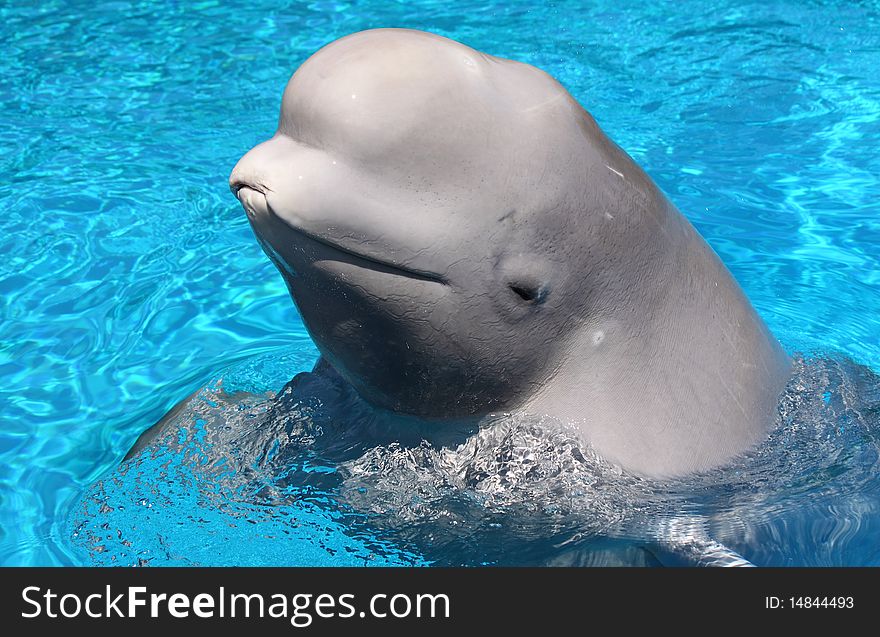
[2,0,879,566]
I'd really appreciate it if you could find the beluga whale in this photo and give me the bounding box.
[225,28,790,478]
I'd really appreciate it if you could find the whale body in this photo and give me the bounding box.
[227,28,790,478]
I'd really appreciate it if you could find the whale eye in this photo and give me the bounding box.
[508,281,548,304]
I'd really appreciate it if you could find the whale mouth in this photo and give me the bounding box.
[231,181,448,285]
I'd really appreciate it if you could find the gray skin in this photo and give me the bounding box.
[226,28,791,478]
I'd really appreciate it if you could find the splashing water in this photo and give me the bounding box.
[71,352,880,566]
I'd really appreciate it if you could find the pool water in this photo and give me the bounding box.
[2,0,879,566]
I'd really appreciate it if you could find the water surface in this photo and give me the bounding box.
[2,0,879,565]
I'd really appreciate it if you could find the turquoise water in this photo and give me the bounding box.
[2,0,879,566]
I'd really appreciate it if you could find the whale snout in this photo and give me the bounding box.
[228,136,287,212]
[230,143,276,223]
[232,183,271,221]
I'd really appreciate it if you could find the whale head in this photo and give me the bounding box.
[229,28,637,419]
